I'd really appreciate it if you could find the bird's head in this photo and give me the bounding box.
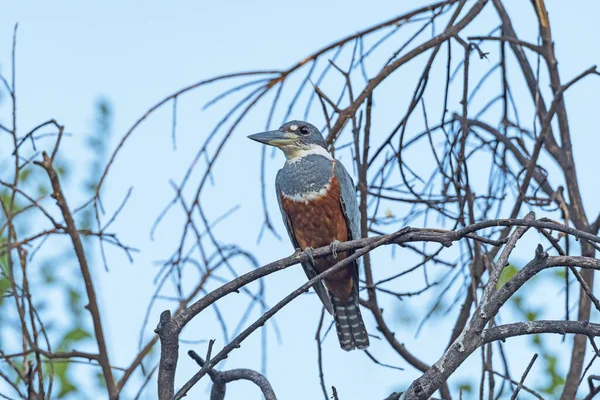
[247,120,329,160]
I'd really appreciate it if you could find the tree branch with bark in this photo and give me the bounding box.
[2,1,600,399]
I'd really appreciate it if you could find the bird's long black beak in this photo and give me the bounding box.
[247,130,296,147]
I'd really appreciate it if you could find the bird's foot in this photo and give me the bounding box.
[303,247,315,264]
[330,240,342,259]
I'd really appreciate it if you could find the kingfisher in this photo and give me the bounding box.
[248,120,369,351]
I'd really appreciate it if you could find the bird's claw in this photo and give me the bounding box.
[330,240,341,259]
[303,247,315,264]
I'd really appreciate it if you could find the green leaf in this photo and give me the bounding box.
[95,371,107,388]
[546,354,557,371]
[554,268,567,280]
[41,263,56,283]
[57,327,92,351]
[54,361,76,397]
[526,311,538,321]
[63,327,91,342]
[539,353,565,394]
[19,167,32,182]
[458,382,472,393]
[0,277,10,297]
[67,288,82,314]
[56,163,68,179]
[37,184,48,196]
[512,295,523,307]
[496,264,518,289]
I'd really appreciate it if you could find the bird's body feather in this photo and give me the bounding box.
[249,120,369,350]
[275,153,369,350]
[276,154,336,314]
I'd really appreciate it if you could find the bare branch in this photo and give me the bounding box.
[34,151,117,399]
[188,350,277,400]
[510,353,538,400]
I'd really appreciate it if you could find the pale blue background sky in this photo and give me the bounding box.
[1,1,600,399]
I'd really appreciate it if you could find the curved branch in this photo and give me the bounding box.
[176,216,600,331]
[327,0,489,142]
[187,350,277,400]
[172,230,407,399]
[482,321,600,343]
[156,214,600,399]
[402,246,600,399]
[211,368,277,400]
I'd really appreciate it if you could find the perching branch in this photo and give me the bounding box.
[4,1,599,399]
[156,212,600,398]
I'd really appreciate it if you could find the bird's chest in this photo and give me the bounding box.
[280,176,348,250]
[278,163,348,252]
[277,156,335,203]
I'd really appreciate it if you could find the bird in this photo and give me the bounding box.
[248,120,369,351]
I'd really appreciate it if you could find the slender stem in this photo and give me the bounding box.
[35,152,117,399]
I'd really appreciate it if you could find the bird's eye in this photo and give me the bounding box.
[299,126,310,135]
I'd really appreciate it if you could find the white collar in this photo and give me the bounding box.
[284,145,333,162]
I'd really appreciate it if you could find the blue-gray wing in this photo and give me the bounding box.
[335,161,361,242]
[334,160,362,297]
[275,171,334,315]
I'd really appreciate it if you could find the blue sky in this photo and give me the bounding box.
[2,1,600,399]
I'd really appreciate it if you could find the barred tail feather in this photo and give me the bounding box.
[331,294,369,351]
